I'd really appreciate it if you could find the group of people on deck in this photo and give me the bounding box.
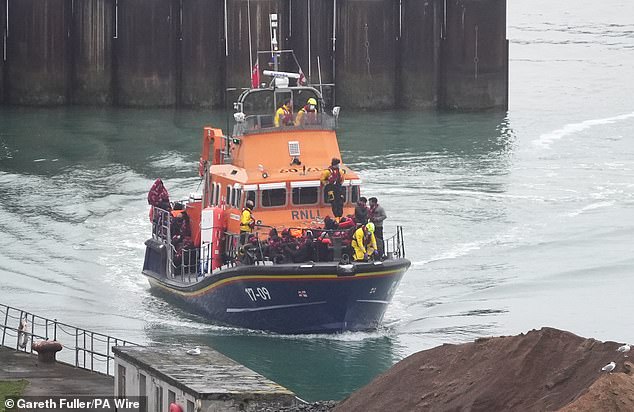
[239,199,387,265]
[274,98,319,127]
[238,156,388,264]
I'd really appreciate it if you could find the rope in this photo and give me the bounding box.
[31,318,50,327]
[90,334,109,344]
[5,312,21,320]
[56,324,77,336]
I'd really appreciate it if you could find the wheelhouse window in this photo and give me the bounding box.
[291,181,320,205]
[245,190,256,207]
[260,182,286,207]
[261,188,287,207]
[208,183,215,206]
[350,185,360,204]
[292,187,318,205]
[235,188,242,207]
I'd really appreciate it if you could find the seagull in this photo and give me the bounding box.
[601,361,616,372]
[616,344,630,355]
[186,346,201,356]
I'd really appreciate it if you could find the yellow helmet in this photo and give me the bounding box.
[365,222,375,234]
[307,98,317,106]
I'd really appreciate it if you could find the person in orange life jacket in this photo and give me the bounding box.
[351,222,378,261]
[274,100,293,127]
[320,158,345,221]
[295,97,318,126]
[240,200,255,245]
[354,196,369,226]
[368,196,387,255]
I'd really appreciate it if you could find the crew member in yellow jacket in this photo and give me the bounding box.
[240,200,255,245]
[351,222,378,261]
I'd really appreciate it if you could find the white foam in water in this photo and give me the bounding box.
[533,111,634,149]
[567,201,615,217]
[412,241,486,266]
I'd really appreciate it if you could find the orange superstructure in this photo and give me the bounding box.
[198,86,361,239]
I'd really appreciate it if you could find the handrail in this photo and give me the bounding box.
[0,303,139,377]
[149,205,406,277]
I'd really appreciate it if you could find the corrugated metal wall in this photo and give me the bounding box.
[226,0,285,92]
[1,0,5,104]
[7,0,71,105]
[289,0,334,103]
[0,0,508,110]
[180,0,224,107]
[72,0,113,104]
[400,0,441,109]
[336,0,398,109]
[441,0,508,110]
[114,0,177,106]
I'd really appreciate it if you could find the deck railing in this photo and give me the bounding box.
[0,303,138,376]
[238,113,337,135]
[384,226,406,259]
[150,205,407,278]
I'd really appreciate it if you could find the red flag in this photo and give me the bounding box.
[251,58,260,88]
[298,68,307,86]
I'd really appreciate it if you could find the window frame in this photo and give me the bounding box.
[260,182,288,208]
[289,180,323,206]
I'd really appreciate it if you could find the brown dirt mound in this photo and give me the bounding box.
[334,327,633,412]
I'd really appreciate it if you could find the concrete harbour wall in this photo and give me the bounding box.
[0,0,508,110]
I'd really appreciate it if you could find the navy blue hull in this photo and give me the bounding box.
[144,259,410,334]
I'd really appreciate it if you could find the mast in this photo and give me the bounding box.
[270,13,279,71]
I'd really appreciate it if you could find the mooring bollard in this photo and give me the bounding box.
[32,340,63,363]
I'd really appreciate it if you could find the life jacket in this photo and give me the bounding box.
[296,105,317,125]
[275,104,292,126]
[327,166,342,185]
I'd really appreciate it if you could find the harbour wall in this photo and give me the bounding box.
[0,0,507,110]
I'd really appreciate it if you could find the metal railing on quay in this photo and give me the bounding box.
[0,303,138,377]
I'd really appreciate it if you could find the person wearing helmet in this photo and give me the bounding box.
[320,158,346,221]
[351,222,378,261]
[295,97,318,126]
[274,100,293,127]
[240,199,256,245]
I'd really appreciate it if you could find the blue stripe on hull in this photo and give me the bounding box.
[146,262,409,334]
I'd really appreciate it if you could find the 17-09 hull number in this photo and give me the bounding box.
[245,287,271,301]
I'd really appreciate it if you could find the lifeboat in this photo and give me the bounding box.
[142,61,411,334]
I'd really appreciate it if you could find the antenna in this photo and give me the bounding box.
[270,14,280,71]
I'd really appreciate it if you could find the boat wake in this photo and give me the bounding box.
[533,111,634,149]
[567,201,616,217]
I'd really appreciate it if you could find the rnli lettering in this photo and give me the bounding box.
[291,209,321,220]
[279,167,323,173]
